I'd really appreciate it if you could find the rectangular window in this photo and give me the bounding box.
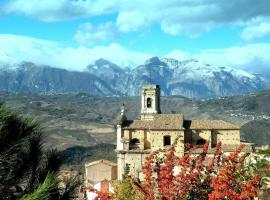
[163,135,171,146]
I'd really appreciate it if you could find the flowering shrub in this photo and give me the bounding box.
[91,142,261,200]
[87,187,114,200]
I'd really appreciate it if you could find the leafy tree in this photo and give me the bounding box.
[113,177,143,200]
[0,104,81,199]
[92,142,262,200]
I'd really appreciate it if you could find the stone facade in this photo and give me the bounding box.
[85,160,117,186]
[115,84,246,180]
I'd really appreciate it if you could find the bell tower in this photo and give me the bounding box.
[141,84,161,120]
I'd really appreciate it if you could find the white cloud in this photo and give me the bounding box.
[165,50,191,60]
[0,34,151,70]
[241,18,270,40]
[2,0,270,37]
[2,0,119,21]
[116,11,149,33]
[74,22,118,45]
[166,44,270,73]
[196,44,270,69]
[0,34,270,74]
[160,22,182,36]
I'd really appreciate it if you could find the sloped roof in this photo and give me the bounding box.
[122,114,184,130]
[85,159,117,168]
[184,120,240,130]
[122,114,239,131]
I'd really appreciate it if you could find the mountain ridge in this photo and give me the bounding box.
[0,57,269,99]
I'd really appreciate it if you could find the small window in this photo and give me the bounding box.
[163,135,171,146]
[130,138,140,150]
[130,138,140,144]
[147,98,152,108]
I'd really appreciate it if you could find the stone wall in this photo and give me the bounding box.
[149,130,184,156]
[184,129,240,147]
[216,130,240,145]
[117,152,149,180]
[123,129,184,154]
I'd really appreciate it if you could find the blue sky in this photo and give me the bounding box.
[0,0,270,72]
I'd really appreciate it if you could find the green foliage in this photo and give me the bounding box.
[20,172,59,200]
[62,143,116,170]
[258,147,270,155]
[122,164,130,180]
[59,176,82,200]
[0,104,46,198]
[0,104,81,199]
[113,177,142,200]
[256,159,270,170]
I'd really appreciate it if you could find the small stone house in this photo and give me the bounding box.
[85,160,117,186]
[115,84,252,180]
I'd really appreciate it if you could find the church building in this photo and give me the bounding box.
[115,84,248,180]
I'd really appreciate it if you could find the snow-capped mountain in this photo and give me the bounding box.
[0,57,269,98]
[85,56,269,98]
[160,57,268,98]
[0,62,118,96]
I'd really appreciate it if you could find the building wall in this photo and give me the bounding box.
[216,130,240,145]
[131,130,145,149]
[123,130,130,140]
[184,129,240,147]
[117,152,149,180]
[118,128,240,180]
[125,153,147,179]
[86,163,116,184]
[117,154,125,180]
[190,130,212,145]
[123,129,184,154]
[149,130,184,156]
[111,165,117,180]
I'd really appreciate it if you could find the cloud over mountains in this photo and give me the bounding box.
[0,34,270,74]
[0,1,270,74]
[1,0,270,40]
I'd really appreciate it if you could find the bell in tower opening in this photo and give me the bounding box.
[141,84,161,120]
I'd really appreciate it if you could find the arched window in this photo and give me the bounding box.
[163,135,171,146]
[147,98,152,108]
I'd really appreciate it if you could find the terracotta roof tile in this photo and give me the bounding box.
[123,114,184,130]
[122,114,239,130]
[184,120,240,130]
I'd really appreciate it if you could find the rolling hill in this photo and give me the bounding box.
[0,89,269,149]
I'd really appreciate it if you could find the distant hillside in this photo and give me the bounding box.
[0,89,269,148]
[197,89,270,145]
[0,57,269,99]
